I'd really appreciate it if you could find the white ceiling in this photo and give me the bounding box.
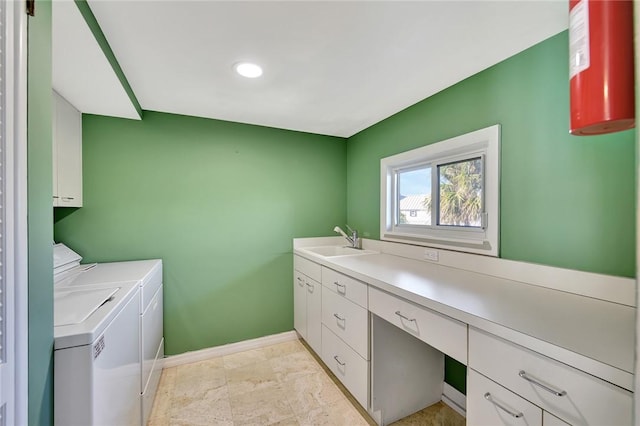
[52,0,140,120]
[54,1,568,137]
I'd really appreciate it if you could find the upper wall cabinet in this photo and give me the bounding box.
[53,91,82,207]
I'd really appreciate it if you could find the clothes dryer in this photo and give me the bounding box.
[54,282,140,426]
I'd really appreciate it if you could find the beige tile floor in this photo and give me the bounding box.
[148,339,465,426]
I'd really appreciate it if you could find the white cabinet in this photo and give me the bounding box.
[468,327,632,426]
[293,255,321,353]
[292,258,371,410]
[53,91,82,207]
[293,243,634,426]
[319,267,370,409]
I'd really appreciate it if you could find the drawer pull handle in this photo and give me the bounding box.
[518,371,566,397]
[297,277,304,286]
[484,393,523,418]
[333,355,346,366]
[333,313,345,321]
[306,282,314,292]
[395,311,416,322]
[334,281,346,290]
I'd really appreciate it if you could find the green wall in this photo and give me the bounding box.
[28,0,54,424]
[345,31,636,394]
[54,111,346,355]
[346,31,635,278]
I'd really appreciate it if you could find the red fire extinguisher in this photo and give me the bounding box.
[569,0,634,136]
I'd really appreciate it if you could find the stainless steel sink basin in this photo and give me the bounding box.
[300,246,377,257]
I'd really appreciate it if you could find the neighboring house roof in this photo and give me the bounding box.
[399,194,429,211]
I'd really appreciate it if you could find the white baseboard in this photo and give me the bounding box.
[442,383,466,417]
[163,330,299,368]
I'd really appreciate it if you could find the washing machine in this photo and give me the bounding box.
[54,243,164,425]
[54,281,141,425]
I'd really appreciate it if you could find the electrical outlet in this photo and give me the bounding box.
[423,248,439,262]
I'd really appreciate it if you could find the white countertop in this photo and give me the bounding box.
[294,247,635,391]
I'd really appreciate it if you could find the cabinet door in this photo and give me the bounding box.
[293,271,307,340]
[305,277,322,354]
[53,91,82,207]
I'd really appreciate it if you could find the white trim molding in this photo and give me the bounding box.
[2,1,29,424]
[163,331,299,368]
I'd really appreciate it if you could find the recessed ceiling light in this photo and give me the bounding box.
[234,62,263,78]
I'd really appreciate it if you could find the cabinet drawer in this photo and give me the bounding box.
[321,267,368,308]
[468,369,542,426]
[322,288,369,359]
[321,325,368,409]
[368,286,467,364]
[294,255,321,283]
[468,328,632,426]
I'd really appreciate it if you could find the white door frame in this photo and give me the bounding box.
[634,1,639,425]
[1,0,29,424]
[15,0,28,421]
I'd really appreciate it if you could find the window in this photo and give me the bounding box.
[437,157,482,227]
[380,125,500,256]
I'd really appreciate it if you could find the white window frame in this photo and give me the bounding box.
[380,125,500,256]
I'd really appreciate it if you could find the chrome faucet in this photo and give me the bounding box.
[334,225,361,249]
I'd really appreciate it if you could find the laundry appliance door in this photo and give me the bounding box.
[54,288,141,426]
